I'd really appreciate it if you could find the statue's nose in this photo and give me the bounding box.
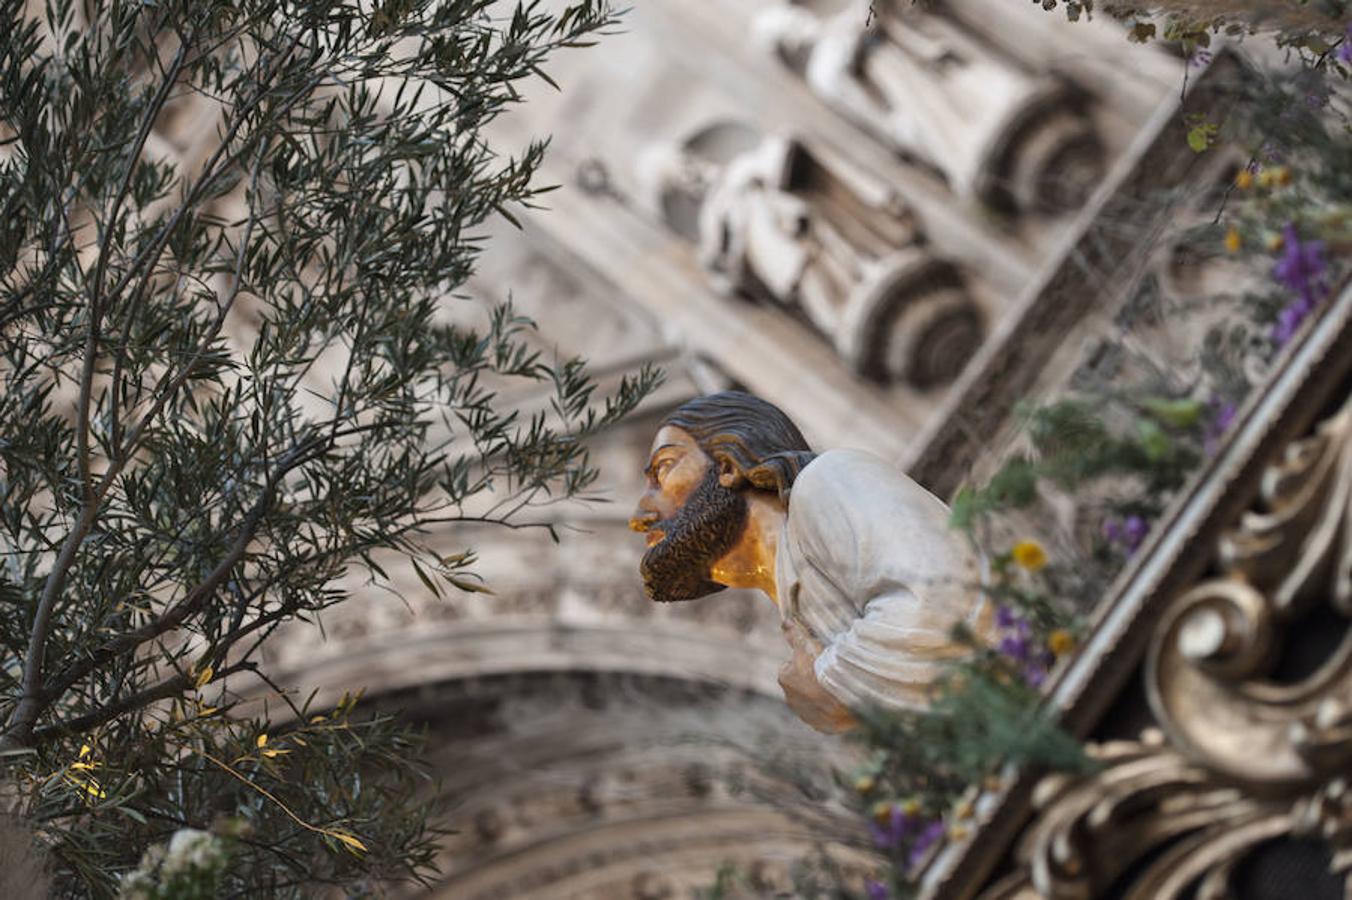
[630,491,662,533]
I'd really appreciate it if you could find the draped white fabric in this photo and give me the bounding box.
[775,449,994,711]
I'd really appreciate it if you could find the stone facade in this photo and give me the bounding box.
[237,2,1224,897]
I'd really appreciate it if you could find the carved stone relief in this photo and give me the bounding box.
[394,672,871,900]
[752,0,1103,214]
[639,120,984,389]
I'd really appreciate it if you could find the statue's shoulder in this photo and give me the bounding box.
[792,448,951,531]
[795,448,911,496]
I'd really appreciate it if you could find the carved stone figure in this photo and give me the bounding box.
[629,391,995,732]
[640,123,984,388]
[753,1,1104,212]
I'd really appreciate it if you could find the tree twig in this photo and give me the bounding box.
[78,30,190,502]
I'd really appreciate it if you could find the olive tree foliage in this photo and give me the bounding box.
[0,0,654,893]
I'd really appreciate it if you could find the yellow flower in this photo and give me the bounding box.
[853,774,876,794]
[1048,629,1075,656]
[954,799,974,820]
[1224,227,1241,254]
[1273,166,1292,187]
[1257,169,1275,189]
[1234,169,1253,190]
[948,824,969,840]
[1011,540,1047,572]
[1266,231,1285,252]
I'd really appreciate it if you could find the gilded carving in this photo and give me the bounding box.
[979,390,1352,899]
[1147,393,1352,787]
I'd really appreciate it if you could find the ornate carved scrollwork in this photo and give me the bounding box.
[979,731,1292,900]
[979,392,1352,899]
[1148,393,1352,787]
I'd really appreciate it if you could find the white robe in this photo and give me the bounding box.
[775,449,994,711]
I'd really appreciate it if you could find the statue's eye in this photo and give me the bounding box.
[655,458,676,481]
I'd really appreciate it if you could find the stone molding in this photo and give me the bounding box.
[904,52,1254,498]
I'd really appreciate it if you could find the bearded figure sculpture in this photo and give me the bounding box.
[630,391,995,733]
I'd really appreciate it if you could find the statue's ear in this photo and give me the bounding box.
[716,456,743,490]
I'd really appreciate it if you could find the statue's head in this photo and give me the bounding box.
[636,144,718,238]
[629,391,816,603]
[751,6,821,66]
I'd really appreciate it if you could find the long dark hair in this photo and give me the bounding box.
[661,391,816,503]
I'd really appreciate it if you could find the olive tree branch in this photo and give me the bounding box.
[0,131,277,749]
[31,435,327,724]
[78,25,190,502]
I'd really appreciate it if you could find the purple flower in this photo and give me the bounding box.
[995,605,1041,678]
[1102,514,1149,556]
[1025,649,1056,687]
[1337,28,1352,64]
[1270,291,1318,349]
[869,804,919,850]
[866,880,891,900]
[998,633,1030,663]
[1214,401,1237,433]
[907,819,947,869]
[995,605,1030,637]
[1204,397,1238,456]
[1123,515,1149,548]
[1188,48,1212,68]
[1272,224,1329,306]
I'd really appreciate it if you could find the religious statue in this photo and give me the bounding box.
[639,123,984,388]
[752,1,1104,213]
[630,391,995,732]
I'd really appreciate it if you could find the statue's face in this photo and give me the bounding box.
[632,426,711,537]
[629,425,748,602]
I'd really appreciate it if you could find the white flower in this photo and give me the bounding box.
[161,828,221,878]
[115,868,155,900]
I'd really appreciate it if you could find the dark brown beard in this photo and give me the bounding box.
[639,468,749,603]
